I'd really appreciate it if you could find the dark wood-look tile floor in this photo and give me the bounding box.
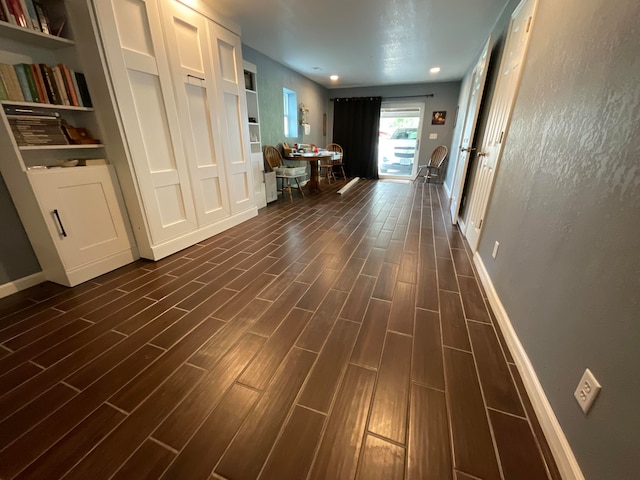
[0,180,560,480]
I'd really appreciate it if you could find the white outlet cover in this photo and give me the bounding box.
[429,133,437,139]
[574,368,601,414]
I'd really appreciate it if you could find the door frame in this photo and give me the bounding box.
[377,101,425,180]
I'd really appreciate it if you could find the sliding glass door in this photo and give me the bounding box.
[378,103,424,179]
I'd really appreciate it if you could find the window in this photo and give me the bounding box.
[283,88,297,137]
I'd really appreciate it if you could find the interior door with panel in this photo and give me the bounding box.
[449,36,493,224]
[464,0,537,251]
[93,0,197,246]
[208,21,254,214]
[161,0,232,226]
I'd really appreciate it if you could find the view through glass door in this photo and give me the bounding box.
[378,103,424,178]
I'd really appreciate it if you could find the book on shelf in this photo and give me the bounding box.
[33,1,49,34]
[6,0,27,28]
[0,76,7,100]
[22,0,40,31]
[73,72,91,107]
[0,63,24,101]
[13,64,34,102]
[7,113,70,146]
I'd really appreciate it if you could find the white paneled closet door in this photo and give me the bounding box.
[161,0,232,226]
[94,0,197,245]
[208,22,254,214]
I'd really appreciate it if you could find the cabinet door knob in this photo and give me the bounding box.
[53,209,67,237]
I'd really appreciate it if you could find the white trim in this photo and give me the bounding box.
[0,271,46,299]
[442,180,451,200]
[473,251,584,480]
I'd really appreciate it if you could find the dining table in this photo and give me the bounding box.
[284,152,333,193]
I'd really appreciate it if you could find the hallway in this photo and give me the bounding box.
[0,180,559,479]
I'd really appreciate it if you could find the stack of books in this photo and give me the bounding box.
[0,0,58,35]
[0,63,92,107]
[5,106,69,146]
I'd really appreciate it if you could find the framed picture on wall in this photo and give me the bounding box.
[432,111,446,125]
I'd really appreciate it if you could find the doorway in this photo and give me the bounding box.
[378,103,424,179]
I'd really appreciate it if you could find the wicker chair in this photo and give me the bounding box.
[415,145,448,183]
[263,145,305,201]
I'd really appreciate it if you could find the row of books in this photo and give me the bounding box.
[0,63,92,107]
[0,0,57,35]
[7,113,70,146]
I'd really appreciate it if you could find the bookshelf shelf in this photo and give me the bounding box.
[19,144,104,151]
[1,100,94,111]
[0,21,74,49]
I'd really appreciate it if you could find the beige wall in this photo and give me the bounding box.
[477,0,640,477]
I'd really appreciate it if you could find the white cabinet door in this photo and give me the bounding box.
[161,0,232,226]
[94,0,197,245]
[29,167,133,272]
[208,21,255,214]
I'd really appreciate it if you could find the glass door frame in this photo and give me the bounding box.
[377,101,426,180]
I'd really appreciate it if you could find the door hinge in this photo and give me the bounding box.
[526,16,532,33]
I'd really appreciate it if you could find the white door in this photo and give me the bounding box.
[161,0,232,226]
[208,21,254,214]
[464,0,537,250]
[449,36,493,223]
[94,0,197,245]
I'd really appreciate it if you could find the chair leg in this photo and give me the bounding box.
[285,178,293,202]
[295,178,304,198]
[340,165,346,179]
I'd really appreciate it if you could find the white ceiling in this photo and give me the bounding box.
[203,0,510,88]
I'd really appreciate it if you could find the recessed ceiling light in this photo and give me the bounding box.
[330,75,339,81]
[430,67,441,74]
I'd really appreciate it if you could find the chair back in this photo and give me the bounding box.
[429,145,448,168]
[325,143,343,164]
[264,145,284,170]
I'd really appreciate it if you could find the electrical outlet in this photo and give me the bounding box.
[492,241,500,259]
[574,368,601,414]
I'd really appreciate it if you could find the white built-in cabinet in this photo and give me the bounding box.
[243,61,266,208]
[0,0,138,287]
[93,0,257,260]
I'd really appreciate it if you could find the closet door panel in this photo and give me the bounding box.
[209,22,254,214]
[162,0,231,226]
[95,0,197,245]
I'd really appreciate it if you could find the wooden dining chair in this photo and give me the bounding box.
[325,143,346,179]
[263,145,305,201]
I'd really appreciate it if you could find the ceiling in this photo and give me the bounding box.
[203,0,510,88]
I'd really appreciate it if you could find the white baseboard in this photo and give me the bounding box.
[443,180,451,199]
[473,251,584,480]
[0,271,46,300]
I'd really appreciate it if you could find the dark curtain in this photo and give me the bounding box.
[332,97,382,179]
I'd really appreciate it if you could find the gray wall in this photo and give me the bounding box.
[242,45,329,149]
[328,82,461,169]
[0,174,40,284]
[477,0,640,478]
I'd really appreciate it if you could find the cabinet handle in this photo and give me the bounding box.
[53,209,67,237]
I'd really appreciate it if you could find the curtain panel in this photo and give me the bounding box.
[332,97,382,179]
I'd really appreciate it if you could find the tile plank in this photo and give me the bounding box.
[412,309,445,390]
[458,275,491,323]
[407,384,452,480]
[308,364,376,480]
[111,439,176,480]
[215,348,316,480]
[356,434,405,480]
[368,332,412,444]
[340,275,376,323]
[468,321,524,416]
[436,257,458,292]
[388,281,416,335]
[372,262,398,301]
[350,298,391,370]
[444,348,501,480]
[296,290,348,352]
[439,291,471,351]
[489,409,550,480]
[259,406,326,480]
[250,282,310,337]
[298,319,359,412]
